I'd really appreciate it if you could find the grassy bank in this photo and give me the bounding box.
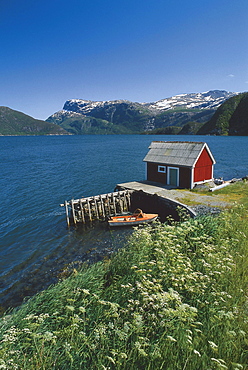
[0,199,247,368]
[191,179,248,208]
[214,180,248,208]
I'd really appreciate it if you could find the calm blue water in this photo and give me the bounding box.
[0,134,247,309]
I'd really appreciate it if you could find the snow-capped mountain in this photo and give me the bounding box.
[61,90,237,116]
[62,99,146,123]
[144,90,238,112]
[46,90,238,134]
[63,99,134,115]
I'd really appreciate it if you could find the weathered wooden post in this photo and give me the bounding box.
[112,193,117,215]
[79,199,85,223]
[65,200,70,227]
[106,194,111,215]
[100,195,105,219]
[123,191,128,211]
[118,192,123,213]
[71,200,76,224]
[87,198,92,221]
[93,196,99,220]
[127,191,131,209]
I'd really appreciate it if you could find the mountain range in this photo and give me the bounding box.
[46,90,238,134]
[1,90,247,136]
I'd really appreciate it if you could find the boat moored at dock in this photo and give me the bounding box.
[108,208,158,227]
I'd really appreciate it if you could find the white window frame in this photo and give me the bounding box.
[158,165,166,173]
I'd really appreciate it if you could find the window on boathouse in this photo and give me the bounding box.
[158,165,166,173]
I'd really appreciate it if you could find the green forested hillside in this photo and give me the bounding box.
[0,107,70,136]
[198,93,248,135]
[229,93,248,135]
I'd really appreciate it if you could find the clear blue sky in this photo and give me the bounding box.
[1,0,248,120]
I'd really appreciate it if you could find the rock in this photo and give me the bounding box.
[191,205,222,216]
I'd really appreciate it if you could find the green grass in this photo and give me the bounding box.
[191,180,248,207]
[0,203,247,369]
[216,180,248,208]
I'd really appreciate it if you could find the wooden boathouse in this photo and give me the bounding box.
[61,141,215,225]
[143,141,216,189]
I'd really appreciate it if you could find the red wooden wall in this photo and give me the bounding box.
[194,148,213,182]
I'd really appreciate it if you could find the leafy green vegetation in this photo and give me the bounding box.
[0,107,69,136]
[0,198,247,369]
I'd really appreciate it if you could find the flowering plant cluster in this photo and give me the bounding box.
[0,205,247,369]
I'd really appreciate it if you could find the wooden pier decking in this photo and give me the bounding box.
[60,190,133,226]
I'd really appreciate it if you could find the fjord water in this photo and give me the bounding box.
[0,134,247,309]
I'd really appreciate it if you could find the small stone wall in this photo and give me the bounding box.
[130,190,196,222]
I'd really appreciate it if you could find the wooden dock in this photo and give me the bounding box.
[60,189,133,226]
[60,181,199,227]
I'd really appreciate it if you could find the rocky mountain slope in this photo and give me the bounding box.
[0,107,69,136]
[198,92,248,135]
[47,100,154,134]
[47,90,237,134]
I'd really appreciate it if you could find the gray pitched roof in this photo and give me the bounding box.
[143,141,215,167]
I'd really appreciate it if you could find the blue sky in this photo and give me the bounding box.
[1,0,248,120]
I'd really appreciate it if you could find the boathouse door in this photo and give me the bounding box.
[167,167,179,187]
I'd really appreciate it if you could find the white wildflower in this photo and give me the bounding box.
[193,349,201,357]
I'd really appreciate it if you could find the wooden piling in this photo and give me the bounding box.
[93,196,99,219]
[128,191,131,207]
[100,195,105,219]
[61,190,133,225]
[79,199,85,223]
[71,200,77,224]
[118,192,123,213]
[106,194,111,214]
[112,193,116,215]
[87,198,92,221]
[65,201,70,227]
[123,191,128,210]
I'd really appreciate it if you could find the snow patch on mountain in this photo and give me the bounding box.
[64,99,132,115]
[145,90,238,112]
[47,109,85,122]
